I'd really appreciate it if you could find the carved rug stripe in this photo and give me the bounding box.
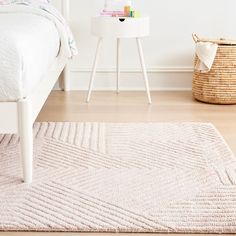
[0,122,236,233]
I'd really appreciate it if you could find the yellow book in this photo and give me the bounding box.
[124,6,131,17]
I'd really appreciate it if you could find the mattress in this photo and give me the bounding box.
[0,13,60,101]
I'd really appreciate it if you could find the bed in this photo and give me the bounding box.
[0,0,76,183]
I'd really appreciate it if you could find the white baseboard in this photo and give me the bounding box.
[55,67,194,91]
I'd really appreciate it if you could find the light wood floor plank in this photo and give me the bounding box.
[37,91,236,154]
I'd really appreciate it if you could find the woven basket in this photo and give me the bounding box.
[192,33,236,104]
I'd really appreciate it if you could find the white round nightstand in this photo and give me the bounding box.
[86,16,152,104]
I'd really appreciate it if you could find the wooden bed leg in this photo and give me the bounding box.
[18,99,33,183]
[62,65,70,91]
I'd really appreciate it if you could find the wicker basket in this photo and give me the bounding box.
[192,33,236,104]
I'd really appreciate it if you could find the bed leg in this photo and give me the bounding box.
[18,99,33,183]
[62,65,70,91]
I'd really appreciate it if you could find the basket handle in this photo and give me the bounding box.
[192,33,200,43]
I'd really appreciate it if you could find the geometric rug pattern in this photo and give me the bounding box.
[0,122,236,233]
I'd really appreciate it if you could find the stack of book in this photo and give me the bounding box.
[101,0,140,18]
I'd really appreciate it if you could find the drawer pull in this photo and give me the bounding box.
[119,18,126,22]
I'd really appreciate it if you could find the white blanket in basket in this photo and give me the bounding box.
[195,42,218,73]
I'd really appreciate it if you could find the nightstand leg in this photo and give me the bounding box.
[136,38,152,104]
[86,38,103,103]
[116,38,121,94]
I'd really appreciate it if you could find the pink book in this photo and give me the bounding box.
[101,10,125,17]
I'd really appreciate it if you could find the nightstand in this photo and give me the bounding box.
[86,16,152,104]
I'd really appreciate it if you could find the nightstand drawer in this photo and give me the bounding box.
[91,16,149,38]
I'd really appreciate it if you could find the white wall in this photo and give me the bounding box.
[57,0,236,91]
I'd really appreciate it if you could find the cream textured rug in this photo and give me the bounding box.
[0,122,236,233]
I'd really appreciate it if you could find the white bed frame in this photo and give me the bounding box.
[0,0,71,183]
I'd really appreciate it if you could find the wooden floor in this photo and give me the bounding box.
[3,91,236,236]
[37,91,236,155]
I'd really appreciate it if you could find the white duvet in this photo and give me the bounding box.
[0,4,77,101]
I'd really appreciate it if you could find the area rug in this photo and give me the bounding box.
[0,122,236,233]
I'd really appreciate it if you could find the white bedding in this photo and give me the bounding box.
[0,13,60,101]
[0,3,77,102]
